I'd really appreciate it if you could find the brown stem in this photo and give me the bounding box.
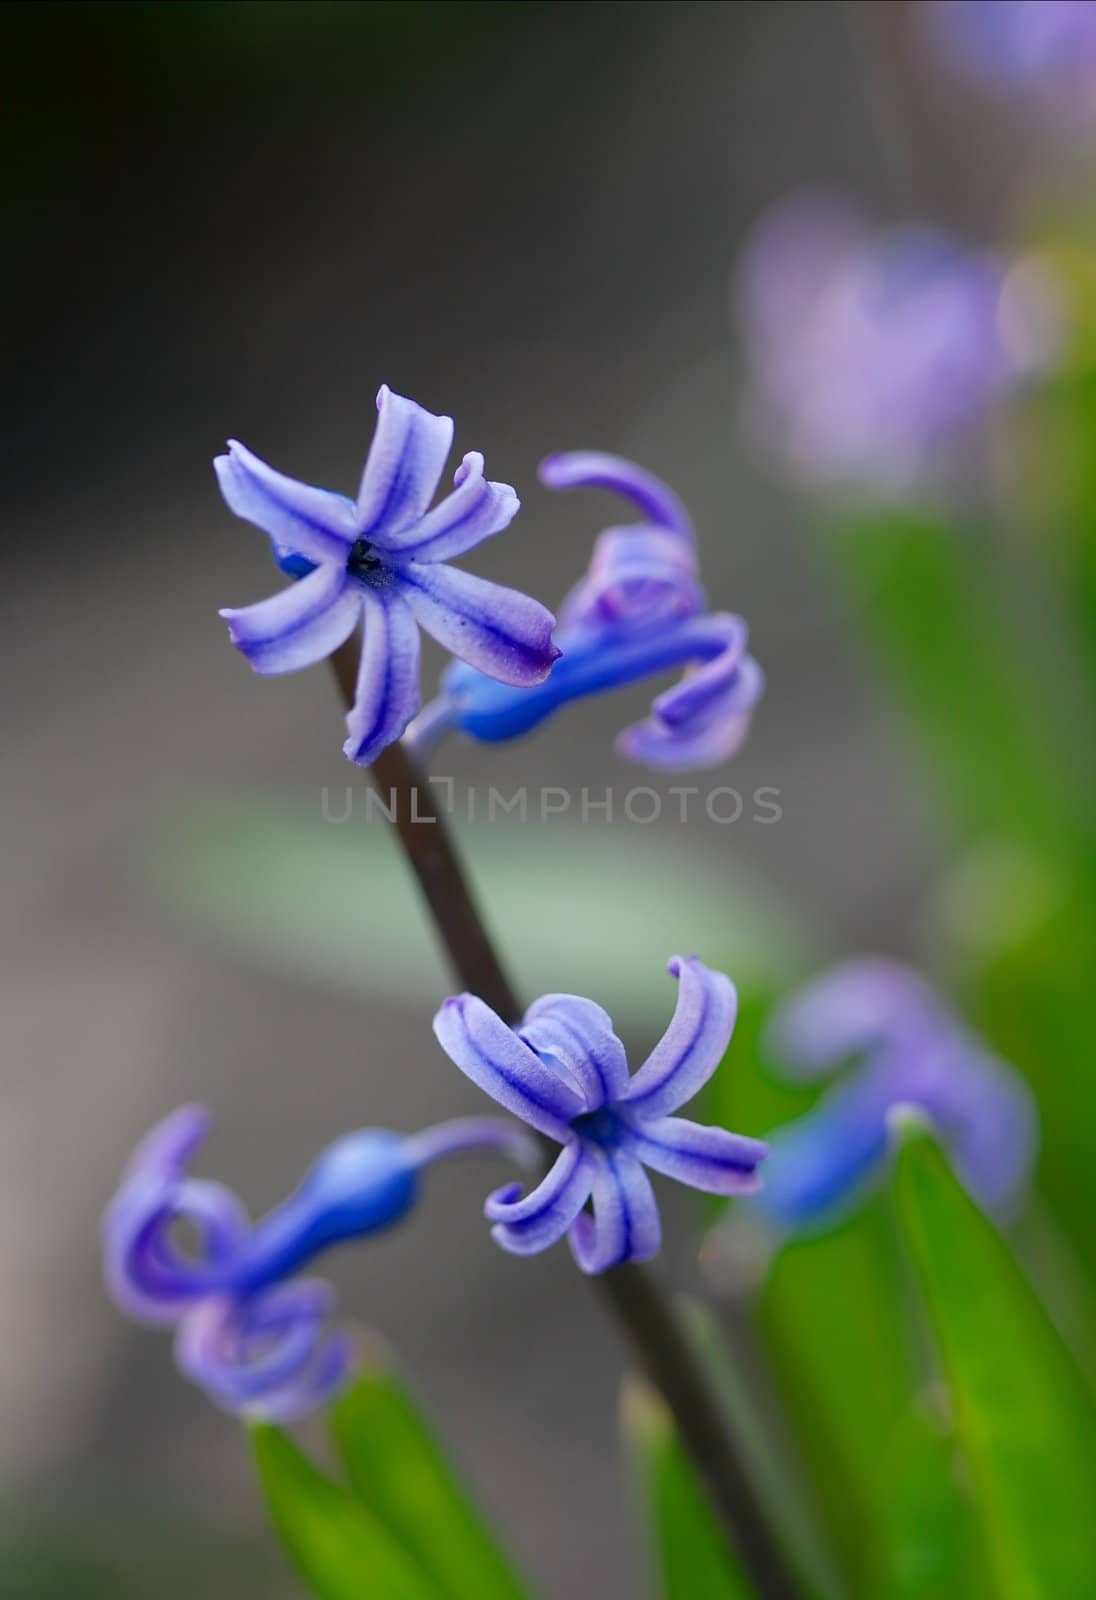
[328,642,801,1599]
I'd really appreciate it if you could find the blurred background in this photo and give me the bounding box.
[3,3,1088,1596]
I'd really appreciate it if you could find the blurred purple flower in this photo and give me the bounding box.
[216,385,559,767]
[407,453,764,770]
[927,1,1096,96]
[433,957,768,1274]
[756,960,1037,1231]
[737,196,1054,497]
[103,1106,533,1420]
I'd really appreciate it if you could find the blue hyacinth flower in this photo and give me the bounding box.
[406,452,764,771]
[433,956,768,1274]
[215,385,559,767]
[102,1107,533,1420]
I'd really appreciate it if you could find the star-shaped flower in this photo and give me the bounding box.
[433,956,768,1273]
[216,386,560,766]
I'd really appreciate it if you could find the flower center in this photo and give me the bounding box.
[346,537,383,582]
[572,1106,623,1149]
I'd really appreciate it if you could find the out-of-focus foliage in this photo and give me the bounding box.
[894,1123,1096,1598]
[331,1366,530,1600]
[622,1376,753,1600]
[161,802,804,1024]
[254,1364,531,1600]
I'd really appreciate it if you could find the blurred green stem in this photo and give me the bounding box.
[328,642,802,1600]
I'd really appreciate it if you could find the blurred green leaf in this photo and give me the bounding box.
[705,984,911,1589]
[756,1196,914,1588]
[159,800,804,1024]
[622,1377,754,1600]
[894,1124,1096,1598]
[331,1366,530,1600]
[828,510,1082,856]
[934,840,1096,1302]
[684,1302,845,1600]
[250,1424,442,1600]
[866,1398,984,1600]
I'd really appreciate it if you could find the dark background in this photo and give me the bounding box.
[0,3,988,1594]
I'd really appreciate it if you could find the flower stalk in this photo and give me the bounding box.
[328,640,802,1600]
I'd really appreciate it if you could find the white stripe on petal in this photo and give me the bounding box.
[620,956,737,1118]
[220,565,362,676]
[342,587,421,765]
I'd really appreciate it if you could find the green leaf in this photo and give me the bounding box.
[934,839,1096,1303]
[250,1424,442,1600]
[331,1367,531,1600]
[757,1195,914,1587]
[866,1398,985,1600]
[621,1377,754,1600]
[828,510,1081,856]
[893,1124,1096,1599]
[705,984,912,1589]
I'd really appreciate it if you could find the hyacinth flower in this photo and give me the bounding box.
[215,385,560,767]
[102,1105,533,1420]
[433,957,768,1273]
[754,960,1037,1233]
[406,452,764,770]
[736,194,1056,498]
[925,0,1096,104]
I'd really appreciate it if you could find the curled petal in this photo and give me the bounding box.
[622,1114,767,1196]
[519,995,629,1110]
[377,452,520,562]
[649,616,750,727]
[486,1140,596,1256]
[620,652,764,771]
[765,959,940,1081]
[399,562,559,686]
[560,527,705,630]
[621,957,738,1119]
[433,994,586,1141]
[356,385,454,540]
[102,1107,249,1325]
[342,587,421,765]
[214,440,358,565]
[539,451,694,538]
[568,1149,662,1273]
[175,1281,352,1423]
[220,565,361,676]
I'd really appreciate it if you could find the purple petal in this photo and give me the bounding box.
[559,527,705,630]
[766,959,940,1081]
[433,994,586,1141]
[220,564,362,676]
[375,451,520,562]
[356,385,454,540]
[621,653,764,771]
[518,995,629,1110]
[118,1104,212,1187]
[539,451,694,538]
[620,957,737,1118]
[102,1107,249,1325]
[341,587,421,765]
[622,1114,767,1196]
[214,440,358,565]
[486,1139,596,1255]
[175,1280,352,1422]
[568,1148,662,1273]
[398,562,559,686]
[649,617,750,726]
